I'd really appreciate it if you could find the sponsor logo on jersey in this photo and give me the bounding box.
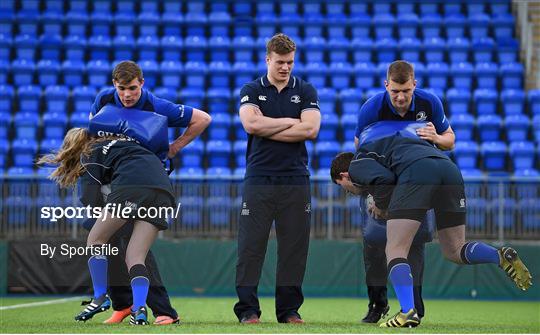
[416,111,427,121]
[258,95,267,101]
[241,95,249,103]
[291,95,301,104]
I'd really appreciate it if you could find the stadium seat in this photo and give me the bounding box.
[159,61,183,89]
[329,63,351,90]
[154,87,177,104]
[412,62,426,87]
[528,90,540,115]
[481,141,507,171]
[62,60,85,89]
[257,14,278,39]
[397,13,419,39]
[11,138,37,167]
[519,198,540,229]
[304,62,327,88]
[186,13,208,38]
[0,60,7,86]
[161,13,183,37]
[160,35,183,62]
[492,13,515,39]
[88,35,111,61]
[137,60,158,89]
[13,111,39,139]
[180,88,205,110]
[447,37,470,63]
[426,62,449,89]
[396,2,415,14]
[207,113,231,141]
[278,0,296,14]
[42,112,67,138]
[303,37,326,63]
[475,62,498,90]
[232,36,256,63]
[0,35,10,65]
[208,62,231,89]
[421,13,443,38]
[461,169,483,198]
[373,14,395,40]
[137,12,160,37]
[315,141,340,169]
[497,38,519,63]
[184,36,207,63]
[327,38,349,64]
[327,14,348,39]
[349,14,371,40]
[506,114,530,142]
[113,35,135,61]
[17,10,39,36]
[65,11,88,37]
[233,140,246,168]
[477,114,502,141]
[208,36,230,63]
[535,115,540,142]
[0,85,14,112]
[0,12,13,37]
[37,60,60,87]
[319,113,339,140]
[375,38,398,63]
[86,60,110,88]
[232,62,256,88]
[205,196,233,226]
[424,37,445,63]
[501,89,525,115]
[281,14,302,38]
[5,195,34,226]
[63,36,86,62]
[351,38,373,63]
[490,198,516,229]
[12,59,35,86]
[136,35,159,62]
[472,38,495,63]
[399,38,422,63]
[178,196,203,227]
[17,85,41,112]
[500,63,524,90]
[114,12,136,36]
[72,86,96,113]
[206,140,231,168]
[450,62,474,90]
[466,198,487,229]
[509,141,535,170]
[0,137,8,167]
[89,12,111,38]
[183,62,206,89]
[485,171,511,199]
[163,0,183,12]
[469,13,490,39]
[341,113,357,140]
[44,85,69,112]
[473,88,498,115]
[340,88,363,115]
[318,88,337,115]
[92,0,111,12]
[233,114,246,140]
[69,111,89,128]
[208,12,231,38]
[450,114,475,140]
[206,88,230,114]
[453,141,479,169]
[466,2,486,15]
[445,14,467,39]
[39,34,62,62]
[181,140,204,168]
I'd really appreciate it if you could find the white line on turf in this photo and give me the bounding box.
[0,296,83,310]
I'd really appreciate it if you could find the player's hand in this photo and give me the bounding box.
[168,142,181,158]
[416,122,439,144]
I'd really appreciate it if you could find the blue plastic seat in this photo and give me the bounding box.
[206,140,231,168]
[519,198,540,228]
[207,113,231,140]
[206,88,230,113]
[0,138,8,166]
[341,140,355,152]
[256,14,278,39]
[72,86,96,113]
[315,140,341,169]
[304,62,327,88]
[17,85,41,112]
[466,198,487,229]
[183,62,206,89]
[450,62,473,90]
[185,13,208,38]
[509,141,535,170]
[375,38,398,63]
[492,13,514,39]
[88,35,111,61]
[0,35,11,64]
[86,60,110,88]
[178,196,203,227]
[450,113,474,140]
[208,12,231,37]
[69,111,89,128]
[63,35,86,62]
[497,38,519,64]
[472,38,495,63]
[5,195,34,226]
[423,37,445,63]
[233,62,256,88]
[233,114,246,140]
[41,11,63,37]
[44,85,69,112]
[65,11,88,37]
[233,140,246,168]
[477,114,502,141]
[43,112,67,138]
[14,35,36,61]
[340,88,363,115]
[184,36,207,63]
[137,60,158,89]
[181,140,204,168]
[501,89,525,115]
[304,0,323,15]
[475,62,498,90]
[466,2,486,15]
[500,63,524,90]
[0,60,8,85]
[469,13,490,39]
[113,35,135,61]
[208,36,230,63]
[14,111,39,139]
[447,37,470,63]
[208,62,231,89]
[205,196,233,226]
[490,198,516,229]
[0,85,14,113]
[453,141,479,169]
[443,1,462,15]
[231,36,255,63]
[11,59,34,86]
[349,14,371,40]
[37,60,60,86]
[179,88,205,110]
[62,60,85,88]
[89,12,111,37]
[160,35,183,62]
[327,14,348,39]
[153,87,177,104]
[445,14,467,39]
[399,38,422,63]
[318,113,339,140]
[17,10,39,36]
[113,12,136,36]
[0,12,13,36]
[329,62,351,90]
[426,62,449,89]
[281,14,302,38]
[278,0,296,14]
[161,13,183,37]
[528,90,540,115]
[510,169,538,199]
[11,138,37,167]
[159,61,183,88]
[318,88,336,115]
[162,0,183,12]
[92,0,111,12]
[351,38,373,63]
[376,62,392,87]
[397,13,419,39]
[340,113,357,140]
[447,88,472,116]
[327,38,349,63]
[481,141,507,171]
[421,14,442,38]
[373,14,395,40]
[303,37,326,63]
[233,16,254,38]
[137,12,160,38]
[136,35,159,62]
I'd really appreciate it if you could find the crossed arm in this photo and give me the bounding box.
[239,104,321,142]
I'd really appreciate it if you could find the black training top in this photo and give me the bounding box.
[239,75,320,177]
[79,139,175,207]
[352,135,450,177]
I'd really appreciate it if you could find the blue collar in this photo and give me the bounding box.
[384,90,416,116]
[114,88,148,109]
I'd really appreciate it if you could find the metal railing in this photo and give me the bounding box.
[514,0,539,88]
[0,175,539,242]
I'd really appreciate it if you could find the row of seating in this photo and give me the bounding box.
[2,34,518,66]
[0,0,512,16]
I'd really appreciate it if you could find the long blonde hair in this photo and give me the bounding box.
[38,128,107,188]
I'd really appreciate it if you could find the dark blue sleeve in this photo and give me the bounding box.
[430,94,450,133]
[301,82,320,113]
[354,97,380,139]
[239,84,259,109]
[151,94,194,128]
[90,90,106,117]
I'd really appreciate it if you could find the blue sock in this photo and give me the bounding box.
[388,258,414,313]
[88,255,108,299]
[129,264,149,311]
[460,242,500,264]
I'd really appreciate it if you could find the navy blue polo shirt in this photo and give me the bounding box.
[354,88,449,139]
[90,88,193,128]
[239,75,320,177]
